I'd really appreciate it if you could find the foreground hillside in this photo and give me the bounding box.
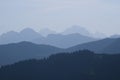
[0,50,120,80]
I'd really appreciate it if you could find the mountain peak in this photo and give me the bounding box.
[62,25,91,36]
[20,28,37,34]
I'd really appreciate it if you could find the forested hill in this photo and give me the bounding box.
[0,50,120,80]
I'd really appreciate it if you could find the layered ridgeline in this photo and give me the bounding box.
[0,28,96,48]
[68,38,120,53]
[33,33,95,48]
[1,38,120,66]
[0,50,120,80]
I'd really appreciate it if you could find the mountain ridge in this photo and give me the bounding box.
[68,38,120,53]
[0,41,64,66]
[0,28,96,48]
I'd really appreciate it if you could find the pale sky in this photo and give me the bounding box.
[0,0,120,35]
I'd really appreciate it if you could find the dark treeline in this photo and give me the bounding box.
[0,50,120,80]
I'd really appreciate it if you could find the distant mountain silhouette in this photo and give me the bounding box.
[110,34,120,38]
[62,25,91,36]
[0,28,96,48]
[68,38,120,53]
[0,31,21,44]
[0,42,63,66]
[1,37,120,66]
[39,28,57,37]
[0,50,120,80]
[0,28,43,44]
[33,33,96,48]
[20,28,43,41]
[62,25,106,38]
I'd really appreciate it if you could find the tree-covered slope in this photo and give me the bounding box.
[0,50,120,80]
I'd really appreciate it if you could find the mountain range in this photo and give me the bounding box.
[62,25,107,38]
[0,28,43,44]
[0,37,120,66]
[33,33,96,48]
[0,28,96,48]
[0,26,120,66]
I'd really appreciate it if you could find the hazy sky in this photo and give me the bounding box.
[0,0,120,35]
